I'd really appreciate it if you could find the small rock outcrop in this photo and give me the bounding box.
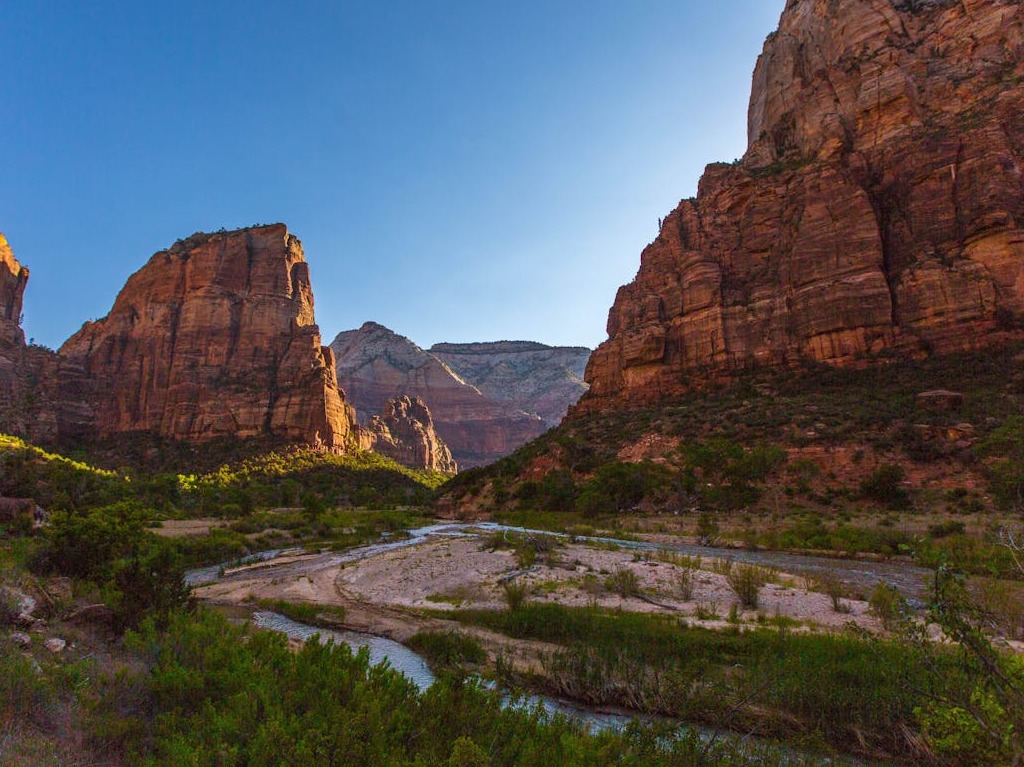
[331,322,548,467]
[581,0,1024,413]
[59,225,354,448]
[359,395,457,474]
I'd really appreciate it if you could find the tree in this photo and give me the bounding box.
[910,532,1024,765]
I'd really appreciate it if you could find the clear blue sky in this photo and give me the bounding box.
[2,1,785,351]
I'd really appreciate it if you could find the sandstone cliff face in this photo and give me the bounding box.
[430,341,590,428]
[582,0,1024,412]
[358,395,457,474]
[59,225,354,448]
[331,323,548,467]
[0,234,31,433]
[0,234,28,350]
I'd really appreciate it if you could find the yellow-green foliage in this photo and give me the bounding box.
[0,433,131,511]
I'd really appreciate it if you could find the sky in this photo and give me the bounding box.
[2,1,786,352]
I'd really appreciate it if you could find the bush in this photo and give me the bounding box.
[860,464,911,509]
[0,588,21,627]
[726,564,770,609]
[869,582,907,631]
[678,566,697,601]
[501,579,531,611]
[407,630,486,671]
[695,513,720,545]
[928,520,966,539]
[605,568,641,599]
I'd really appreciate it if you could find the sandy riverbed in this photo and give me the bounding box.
[197,533,883,634]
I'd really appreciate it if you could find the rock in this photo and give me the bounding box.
[0,233,28,349]
[430,341,590,428]
[64,604,116,625]
[916,390,966,412]
[332,322,550,467]
[1,585,37,625]
[358,396,458,474]
[58,225,355,449]
[579,0,1024,414]
[9,631,31,647]
[0,498,44,529]
[43,637,66,653]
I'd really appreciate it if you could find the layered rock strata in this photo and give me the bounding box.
[59,225,354,448]
[358,395,457,474]
[331,323,549,467]
[581,0,1024,413]
[430,341,589,428]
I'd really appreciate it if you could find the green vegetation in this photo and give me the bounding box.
[445,602,960,759]
[725,563,771,609]
[604,568,641,599]
[255,599,346,629]
[407,629,487,671]
[441,343,1024,597]
[2,607,856,767]
[0,434,443,523]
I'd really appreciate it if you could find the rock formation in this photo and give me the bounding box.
[430,341,589,428]
[331,322,552,467]
[358,395,457,474]
[0,234,28,349]
[58,225,354,448]
[581,0,1024,413]
[0,234,28,432]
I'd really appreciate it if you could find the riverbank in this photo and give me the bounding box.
[191,522,965,763]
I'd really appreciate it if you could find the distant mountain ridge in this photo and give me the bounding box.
[331,322,590,467]
[430,341,589,428]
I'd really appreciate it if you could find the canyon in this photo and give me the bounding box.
[331,322,589,468]
[580,0,1024,414]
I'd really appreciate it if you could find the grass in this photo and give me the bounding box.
[448,602,964,760]
[406,630,487,671]
[254,599,346,628]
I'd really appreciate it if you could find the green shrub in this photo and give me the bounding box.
[605,568,641,599]
[860,464,911,509]
[501,579,531,611]
[407,630,486,671]
[869,582,907,631]
[726,563,770,609]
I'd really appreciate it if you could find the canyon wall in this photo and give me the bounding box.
[58,225,354,448]
[581,0,1024,413]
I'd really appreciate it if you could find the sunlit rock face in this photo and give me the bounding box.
[358,395,458,474]
[59,225,355,448]
[580,0,1024,414]
[0,234,28,349]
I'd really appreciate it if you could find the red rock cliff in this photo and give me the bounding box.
[358,395,458,474]
[0,234,28,349]
[59,225,354,448]
[581,0,1024,413]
